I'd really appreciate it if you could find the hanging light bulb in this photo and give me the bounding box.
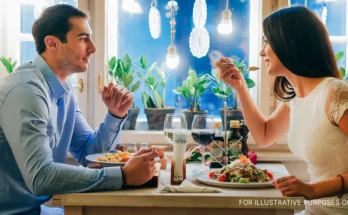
[166,44,180,69]
[122,0,142,14]
[166,0,180,69]
[218,0,233,35]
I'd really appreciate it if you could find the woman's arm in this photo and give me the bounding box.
[236,87,290,147]
[216,58,290,147]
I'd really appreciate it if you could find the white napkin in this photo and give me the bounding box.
[158,180,223,193]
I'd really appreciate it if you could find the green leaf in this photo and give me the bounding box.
[343,74,348,81]
[212,87,228,99]
[154,90,163,108]
[191,152,201,160]
[197,86,206,96]
[147,76,156,86]
[131,81,140,92]
[145,62,157,78]
[154,80,165,90]
[140,56,147,69]
[108,70,113,77]
[108,56,117,70]
[12,60,17,71]
[123,54,132,66]
[245,78,256,88]
[339,67,345,78]
[123,73,133,88]
[142,92,156,108]
[172,89,182,95]
[188,69,197,82]
[136,72,143,78]
[115,60,124,78]
[335,51,344,62]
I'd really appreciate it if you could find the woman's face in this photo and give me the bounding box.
[259,36,288,76]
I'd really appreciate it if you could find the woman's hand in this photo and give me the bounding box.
[273,176,316,200]
[215,57,246,92]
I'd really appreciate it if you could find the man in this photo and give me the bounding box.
[0,4,158,215]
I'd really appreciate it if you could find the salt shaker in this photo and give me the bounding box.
[139,142,149,151]
[127,142,138,153]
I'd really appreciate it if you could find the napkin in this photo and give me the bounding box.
[158,180,223,193]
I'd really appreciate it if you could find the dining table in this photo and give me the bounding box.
[52,162,305,215]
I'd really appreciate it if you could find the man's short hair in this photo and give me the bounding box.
[32,4,88,55]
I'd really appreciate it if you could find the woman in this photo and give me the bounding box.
[216,6,348,215]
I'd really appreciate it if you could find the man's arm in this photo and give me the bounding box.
[0,83,123,196]
[69,105,126,166]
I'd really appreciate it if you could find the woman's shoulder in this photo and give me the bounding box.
[325,78,348,94]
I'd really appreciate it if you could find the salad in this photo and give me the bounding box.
[208,155,274,183]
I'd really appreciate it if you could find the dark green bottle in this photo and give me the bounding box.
[210,122,224,168]
[239,120,249,157]
[227,120,243,162]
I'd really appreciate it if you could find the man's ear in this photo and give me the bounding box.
[44,36,60,52]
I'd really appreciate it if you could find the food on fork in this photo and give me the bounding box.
[208,155,273,183]
[97,151,132,163]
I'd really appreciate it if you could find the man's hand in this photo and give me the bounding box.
[122,148,159,186]
[102,83,134,118]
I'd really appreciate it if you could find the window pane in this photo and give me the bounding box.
[332,44,347,76]
[290,0,347,36]
[20,42,36,64]
[112,0,254,128]
[21,4,35,34]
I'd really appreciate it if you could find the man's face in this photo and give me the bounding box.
[58,17,96,73]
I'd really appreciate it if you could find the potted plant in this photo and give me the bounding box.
[211,59,259,129]
[336,51,348,82]
[108,54,142,130]
[141,62,175,130]
[0,57,17,74]
[173,69,212,129]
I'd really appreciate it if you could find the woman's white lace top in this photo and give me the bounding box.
[287,77,348,214]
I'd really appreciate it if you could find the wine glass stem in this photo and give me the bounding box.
[201,146,205,171]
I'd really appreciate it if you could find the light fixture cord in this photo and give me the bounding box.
[170,0,175,45]
[225,0,229,10]
[151,0,157,8]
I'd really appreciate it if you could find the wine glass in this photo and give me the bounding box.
[191,114,214,173]
[164,113,187,144]
[164,113,188,184]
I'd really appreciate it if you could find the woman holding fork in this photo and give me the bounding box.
[216,6,348,215]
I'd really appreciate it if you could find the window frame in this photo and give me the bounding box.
[100,0,289,150]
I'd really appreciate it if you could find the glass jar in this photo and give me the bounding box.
[127,142,138,153]
[139,142,149,151]
[170,158,186,185]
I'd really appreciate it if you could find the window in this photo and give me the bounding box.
[107,0,262,130]
[290,0,347,77]
[1,0,78,67]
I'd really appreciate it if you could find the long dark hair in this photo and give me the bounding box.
[32,4,88,55]
[263,6,340,101]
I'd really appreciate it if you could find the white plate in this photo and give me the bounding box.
[192,170,283,188]
[85,152,127,167]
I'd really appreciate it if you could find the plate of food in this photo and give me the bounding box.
[86,151,133,167]
[192,155,281,188]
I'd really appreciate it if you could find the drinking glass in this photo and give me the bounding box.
[164,113,187,144]
[191,114,214,173]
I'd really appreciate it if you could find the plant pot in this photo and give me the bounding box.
[144,107,175,130]
[183,110,208,130]
[123,107,140,130]
[219,108,244,130]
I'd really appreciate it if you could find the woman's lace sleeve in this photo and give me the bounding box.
[325,80,348,125]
